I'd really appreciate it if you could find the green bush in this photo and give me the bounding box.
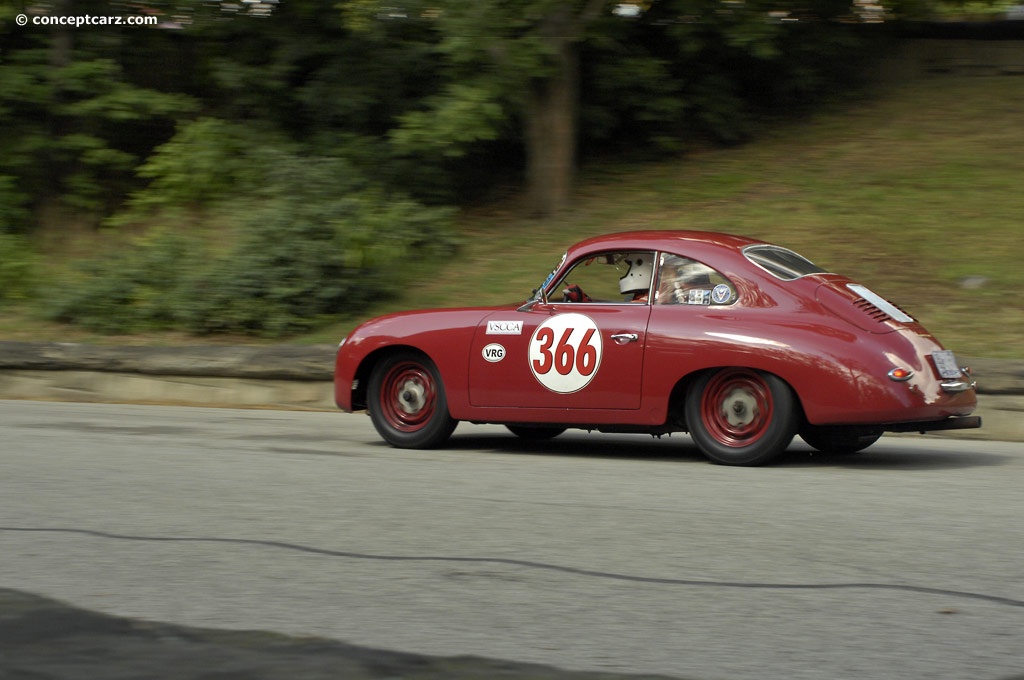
[44,154,457,336]
[46,119,458,336]
[0,175,31,233]
[112,118,298,222]
[44,227,200,332]
[177,189,456,336]
[0,233,37,304]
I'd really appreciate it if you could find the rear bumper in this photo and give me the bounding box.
[884,416,982,434]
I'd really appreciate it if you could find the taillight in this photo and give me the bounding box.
[888,367,913,382]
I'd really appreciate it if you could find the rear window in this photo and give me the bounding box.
[744,245,827,281]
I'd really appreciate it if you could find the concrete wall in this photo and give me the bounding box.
[2,342,1021,441]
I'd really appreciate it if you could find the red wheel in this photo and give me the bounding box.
[368,352,456,449]
[685,368,797,466]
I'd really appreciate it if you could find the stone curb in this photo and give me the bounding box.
[2,342,1022,393]
[0,341,338,381]
[1,342,1021,441]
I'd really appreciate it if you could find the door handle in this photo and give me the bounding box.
[610,332,639,345]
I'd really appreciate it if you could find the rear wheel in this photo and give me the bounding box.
[800,426,882,455]
[685,368,797,466]
[505,425,566,440]
[368,352,456,449]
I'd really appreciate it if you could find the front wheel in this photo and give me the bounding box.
[368,352,457,449]
[685,368,797,466]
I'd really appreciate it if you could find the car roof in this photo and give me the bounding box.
[567,230,769,258]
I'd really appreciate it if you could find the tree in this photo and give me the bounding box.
[367,0,880,217]
[0,0,197,225]
[374,0,613,217]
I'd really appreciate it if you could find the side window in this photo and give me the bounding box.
[552,251,656,304]
[655,254,737,306]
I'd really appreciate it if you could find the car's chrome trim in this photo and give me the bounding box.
[940,379,977,393]
[611,332,639,344]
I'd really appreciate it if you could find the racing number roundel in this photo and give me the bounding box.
[529,313,603,393]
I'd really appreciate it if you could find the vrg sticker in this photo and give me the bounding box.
[529,313,603,393]
[481,343,506,362]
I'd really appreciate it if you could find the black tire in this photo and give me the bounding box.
[685,368,798,466]
[800,426,882,455]
[505,425,567,440]
[367,351,457,449]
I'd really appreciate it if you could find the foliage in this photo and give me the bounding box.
[1,0,911,225]
[112,118,298,220]
[0,233,36,304]
[0,175,31,233]
[0,42,197,218]
[176,151,458,336]
[580,0,885,152]
[46,151,458,336]
[357,0,893,214]
[0,0,979,335]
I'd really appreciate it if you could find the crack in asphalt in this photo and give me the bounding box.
[4,526,1023,610]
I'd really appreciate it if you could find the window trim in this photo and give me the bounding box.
[742,244,828,281]
[546,249,658,305]
[654,251,738,306]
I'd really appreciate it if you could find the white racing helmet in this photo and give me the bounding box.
[618,252,653,294]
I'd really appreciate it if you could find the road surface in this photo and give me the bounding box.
[1,400,1022,679]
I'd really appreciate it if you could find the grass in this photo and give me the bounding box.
[2,74,1023,357]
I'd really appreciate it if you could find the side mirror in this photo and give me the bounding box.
[518,287,548,312]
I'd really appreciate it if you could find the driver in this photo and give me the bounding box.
[618,252,653,303]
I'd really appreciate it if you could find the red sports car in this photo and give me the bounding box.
[334,231,980,465]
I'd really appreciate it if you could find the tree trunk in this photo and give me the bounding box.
[49,0,74,68]
[524,18,579,218]
[45,0,74,211]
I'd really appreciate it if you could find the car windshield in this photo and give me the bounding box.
[531,252,567,301]
[743,245,827,280]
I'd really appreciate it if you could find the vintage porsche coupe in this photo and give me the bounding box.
[334,231,980,465]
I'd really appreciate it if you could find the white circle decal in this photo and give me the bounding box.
[529,313,603,393]
[711,283,733,305]
[482,343,506,362]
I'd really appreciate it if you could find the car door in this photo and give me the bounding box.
[468,302,650,410]
[466,303,643,409]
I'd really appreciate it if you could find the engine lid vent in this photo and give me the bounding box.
[815,282,914,334]
[853,297,894,322]
[846,284,914,323]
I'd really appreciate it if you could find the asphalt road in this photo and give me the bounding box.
[2,400,1023,680]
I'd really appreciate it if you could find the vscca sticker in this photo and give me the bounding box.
[529,313,602,393]
[487,320,523,335]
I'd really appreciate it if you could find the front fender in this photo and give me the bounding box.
[334,308,493,413]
